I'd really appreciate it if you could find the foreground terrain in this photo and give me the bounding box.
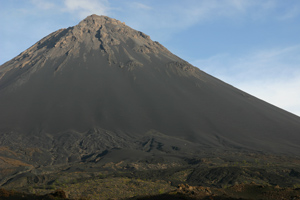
[1,151,300,199]
[1,181,300,200]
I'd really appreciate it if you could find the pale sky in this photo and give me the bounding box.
[1,0,300,116]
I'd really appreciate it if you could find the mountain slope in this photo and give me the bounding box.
[0,15,300,168]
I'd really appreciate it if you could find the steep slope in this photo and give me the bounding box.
[0,15,300,167]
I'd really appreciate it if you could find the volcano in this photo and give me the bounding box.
[0,15,300,168]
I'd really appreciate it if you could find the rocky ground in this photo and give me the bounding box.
[128,183,300,200]
[1,183,300,200]
[1,152,300,200]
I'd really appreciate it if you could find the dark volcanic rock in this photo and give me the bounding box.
[0,15,300,167]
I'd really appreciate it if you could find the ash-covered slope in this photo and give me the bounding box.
[0,15,300,166]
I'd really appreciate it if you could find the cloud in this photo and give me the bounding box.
[30,0,110,18]
[29,0,110,19]
[131,2,152,10]
[63,0,109,18]
[115,0,281,42]
[195,45,300,79]
[239,77,300,116]
[177,0,293,25]
[192,45,300,116]
[31,0,55,10]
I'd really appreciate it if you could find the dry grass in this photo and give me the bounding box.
[0,156,32,167]
[0,146,19,157]
[33,177,174,200]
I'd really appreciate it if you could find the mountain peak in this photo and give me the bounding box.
[75,14,151,43]
[79,14,126,27]
[1,15,300,173]
[2,15,174,75]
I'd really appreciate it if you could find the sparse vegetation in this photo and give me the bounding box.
[1,157,300,200]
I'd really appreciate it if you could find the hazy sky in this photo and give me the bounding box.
[1,0,300,116]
